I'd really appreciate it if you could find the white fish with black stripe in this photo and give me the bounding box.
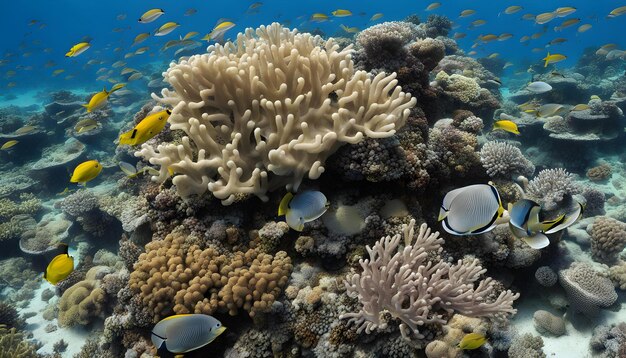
[438,183,505,236]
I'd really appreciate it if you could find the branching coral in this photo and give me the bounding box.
[138,23,416,205]
[129,229,292,321]
[0,326,40,358]
[526,168,581,211]
[340,219,519,340]
[480,141,535,178]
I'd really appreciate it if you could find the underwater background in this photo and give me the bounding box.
[0,0,626,357]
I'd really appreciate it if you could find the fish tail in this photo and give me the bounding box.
[118,130,135,146]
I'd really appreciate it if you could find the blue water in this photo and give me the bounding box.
[2,1,624,94]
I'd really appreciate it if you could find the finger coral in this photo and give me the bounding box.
[0,326,40,358]
[129,229,292,322]
[340,219,519,340]
[138,22,416,205]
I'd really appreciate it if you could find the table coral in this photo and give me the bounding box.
[138,23,416,205]
[340,219,519,340]
[129,229,292,322]
[590,216,626,265]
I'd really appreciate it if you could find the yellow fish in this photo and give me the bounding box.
[370,13,384,21]
[310,13,329,22]
[65,42,90,57]
[14,125,36,134]
[459,9,476,17]
[609,6,626,18]
[458,333,487,350]
[577,24,592,33]
[139,9,165,23]
[44,244,74,285]
[503,6,523,15]
[155,22,179,36]
[493,120,520,135]
[554,7,577,17]
[331,9,352,17]
[1,140,18,150]
[535,12,556,24]
[340,24,359,33]
[133,33,150,46]
[70,160,103,185]
[571,104,590,111]
[118,109,171,146]
[426,3,441,11]
[543,53,566,67]
[83,83,126,112]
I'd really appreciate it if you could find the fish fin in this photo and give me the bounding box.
[81,104,89,108]
[278,192,294,216]
[544,52,550,67]
[58,243,69,255]
[539,214,566,232]
[118,129,136,145]
[522,232,550,249]
[437,206,449,221]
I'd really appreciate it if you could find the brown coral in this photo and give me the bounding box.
[586,164,612,182]
[129,229,292,322]
[590,216,626,265]
[58,276,107,327]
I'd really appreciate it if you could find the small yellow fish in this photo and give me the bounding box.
[118,109,171,146]
[488,53,500,59]
[554,18,580,31]
[493,120,520,135]
[133,33,150,46]
[70,160,103,185]
[426,2,441,11]
[155,22,179,36]
[609,6,626,18]
[577,24,592,33]
[331,9,352,17]
[520,36,530,43]
[535,12,556,25]
[44,244,74,285]
[459,9,476,18]
[83,83,125,112]
[1,140,18,150]
[183,31,199,40]
[139,9,165,23]
[471,19,487,27]
[503,6,523,15]
[458,333,487,350]
[52,69,65,76]
[340,24,359,33]
[480,34,498,42]
[310,13,329,22]
[571,104,590,111]
[554,7,577,18]
[65,42,90,57]
[14,125,36,134]
[543,53,566,67]
[498,33,513,41]
[591,95,601,101]
[370,13,384,21]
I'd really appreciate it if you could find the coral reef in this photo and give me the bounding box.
[535,266,558,287]
[480,141,535,179]
[590,216,626,264]
[138,23,416,205]
[589,323,626,358]
[58,267,109,327]
[0,326,40,358]
[341,219,519,340]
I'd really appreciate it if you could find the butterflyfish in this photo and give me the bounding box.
[44,244,74,285]
[118,109,171,146]
[152,314,225,354]
[70,160,102,186]
[279,191,329,232]
[439,184,504,236]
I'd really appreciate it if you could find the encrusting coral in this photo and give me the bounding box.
[138,22,416,205]
[590,216,626,265]
[129,229,292,322]
[340,219,519,340]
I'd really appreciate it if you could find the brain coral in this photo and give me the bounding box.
[58,269,108,327]
[559,262,617,317]
[138,22,416,205]
[480,141,535,178]
[590,216,626,265]
[129,229,292,321]
[533,310,566,336]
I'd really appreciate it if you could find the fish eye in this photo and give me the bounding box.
[216,323,220,326]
